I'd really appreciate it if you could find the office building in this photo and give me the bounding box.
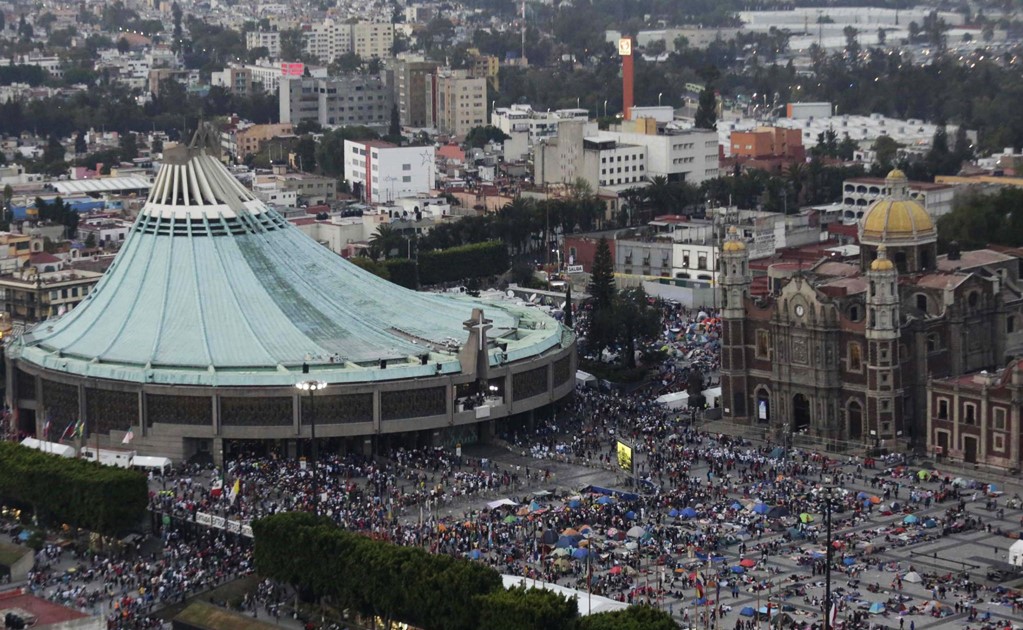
[344,139,436,203]
[279,75,392,129]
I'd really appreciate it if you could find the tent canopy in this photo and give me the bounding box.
[1010,539,1023,567]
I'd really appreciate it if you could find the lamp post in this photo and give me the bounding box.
[823,487,834,630]
[658,92,663,106]
[603,99,608,119]
[296,379,327,515]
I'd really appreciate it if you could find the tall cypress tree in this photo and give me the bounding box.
[587,237,616,352]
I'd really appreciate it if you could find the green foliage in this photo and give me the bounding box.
[0,443,148,535]
[315,127,380,177]
[34,197,80,236]
[695,86,717,130]
[936,187,1023,252]
[0,65,46,86]
[349,255,391,281]
[465,125,511,148]
[587,237,616,354]
[612,287,661,369]
[253,513,502,630]
[478,585,579,630]
[577,605,678,630]
[418,241,508,286]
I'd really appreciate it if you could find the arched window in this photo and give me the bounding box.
[916,294,927,314]
[968,291,979,308]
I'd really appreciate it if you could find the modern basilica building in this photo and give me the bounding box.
[5,130,576,464]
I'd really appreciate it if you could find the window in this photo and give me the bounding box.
[756,330,770,359]
[964,403,976,425]
[926,333,939,353]
[968,291,979,308]
[916,294,927,313]
[880,346,889,362]
[994,407,1006,431]
[937,398,949,420]
[1009,316,1016,334]
[994,434,1006,452]
[848,342,862,371]
[402,164,411,171]
[880,373,890,386]
[880,399,891,412]
[402,176,411,183]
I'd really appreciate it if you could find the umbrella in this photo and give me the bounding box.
[669,508,680,518]
[625,511,637,520]
[731,502,743,510]
[740,607,756,617]
[568,500,582,509]
[917,470,930,480]
[572,548,590,559]
[468,549,482,560]
[555,536,574,548]
[856,491,870,500]
[869,496,881,504]
[923,518,937,529]
[541,530,558,545]
[503,515,519,524]
[680,507,698,519]
[904,571,922,584]
[562,528,579,536]
[607,528,621,539]
[609,566,623,575]
[842,557,856,566]
[903,515,919,525]
[799,513,814,523]
[624,541,638,551]
[627,526,646,538]
[868,602,885,614]
[753,503,770,515]
[731,566,745,574]
[596,496,615,505]
[739,558,756,568]
[552,547,571,557]
[579,525,593,536]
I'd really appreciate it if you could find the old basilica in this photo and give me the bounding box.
[719,169,1023,452]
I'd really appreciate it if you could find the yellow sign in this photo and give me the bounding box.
[618,38,632,56]
[616,440,633,473]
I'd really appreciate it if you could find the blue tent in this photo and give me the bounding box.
[572,548,590,559]
[856,492,870,500]
[468,549,482,560]
[740,607,756,617]
[753,503,770,515]
[625,511,637,520]
[842,557,856,566]
[692,598,708,606]
[767,506,790,518]
[711,556,726,563]
[568,499,582,509]
[769,447,785,459]
[809,551,824,559]
[731,566,745,574]
[731,502,743,510]
[556,536,574,548]
[787,528,805,540]
[903,514,919,524]
[868,602,885,614]
[668,508,680,518]
[596,496,615,505]
[923,518,937,528]
[680,507,698,518]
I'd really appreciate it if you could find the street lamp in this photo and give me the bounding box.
[296,377,327,515]
[823,487,835,630]
[658,92,663,106]
[603,99,608,119]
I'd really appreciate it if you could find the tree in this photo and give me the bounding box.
[612,286,660,369]
[369,224,404,260]
[74,131,87,155]
[586,237,616,354]
[578,605,678,630]
[695,86,717,130]
[171,1,183,52]
[118,132,138,162]
[477,586,578,630]
[116,37,130,54]
[877,27,886,46]
[293,135,316,172]
[871,136,900,169]
[465,125,510,149]
[388,103,401,140]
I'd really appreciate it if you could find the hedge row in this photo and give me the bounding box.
[252,512,677,630]
[0,442,148,535]
[383,240,508,288]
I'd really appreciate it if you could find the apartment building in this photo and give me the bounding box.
[279,75,392,129]
[245,30,282,58]
[388,59,439,127]
[303,20,393,63]
[343,140,436,203]
[431,70,487,139]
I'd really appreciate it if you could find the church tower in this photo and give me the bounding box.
[864,245,903,446]
[720,226,752,422]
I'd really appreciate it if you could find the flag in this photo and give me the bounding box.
[60,420,76,441]
[229,478,241,504]
[694,576,704,599]
[74,418,85,439]
[43,416,52,439]
[122,427,135,444]
[829,602,838,627]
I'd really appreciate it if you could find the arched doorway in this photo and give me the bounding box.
[755,389,770,423]
[792,394,811,432]
[847,401,863,440]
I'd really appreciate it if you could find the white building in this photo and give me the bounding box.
[344,140,436,204]
[245,31,282,58]
[491,105,590,144]
[598,125,720,185]
[840,176,956,223]
[303,20,393,63]
[430,70,487,139]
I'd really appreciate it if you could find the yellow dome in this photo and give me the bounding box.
[870,257,895,271]
[723,240,746,252]
[886,168,907,180]
[859,199,935,245]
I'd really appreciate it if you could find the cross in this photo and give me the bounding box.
[463,310,492,352]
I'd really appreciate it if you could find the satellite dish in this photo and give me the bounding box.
[506,290,515,298]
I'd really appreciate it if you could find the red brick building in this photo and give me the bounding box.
[927,359,1023,469]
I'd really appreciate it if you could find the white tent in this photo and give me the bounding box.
[1010,539,1023,567]
[132,455,173,474]
[655,391,689,409]
[702,386,722,408]
[501,575,627,616]
[20,437,76,458]
[576,370,597,388]
[903,571,922,584]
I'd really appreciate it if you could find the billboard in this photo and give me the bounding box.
[616,440,633,474]
[280,62,305,76]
